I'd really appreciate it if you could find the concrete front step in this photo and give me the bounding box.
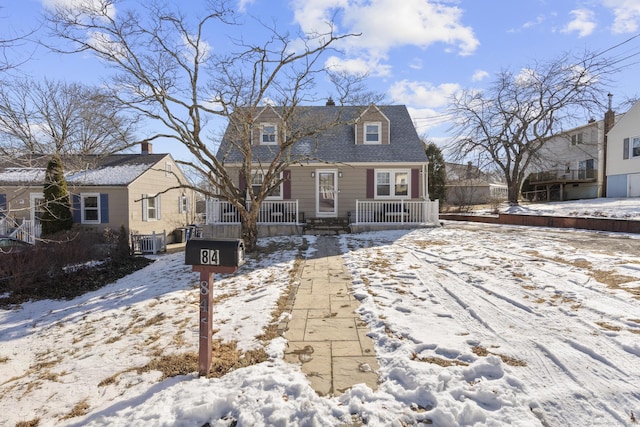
[304,217,351,235]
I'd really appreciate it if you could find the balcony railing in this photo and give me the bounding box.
[130,230,167,254]
[529,168,597,184]
[354,199,439,225]
[0,217,41,244]
[206,199,299,225]
[205,199,439,226]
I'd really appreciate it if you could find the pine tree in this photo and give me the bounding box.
[425,142,447,203]
[42,154,73,236]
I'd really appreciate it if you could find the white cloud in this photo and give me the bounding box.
[409,58,423,70]
[180,33,212,63]
[602,0,640,33]
[237,0,255,13]
[472,69,489,82]
[325,55,392,77]
[562,8,597,37]
[407,107,452,137]
[291,0,479,76]
[41,0,116,19]
[389,80,460,108]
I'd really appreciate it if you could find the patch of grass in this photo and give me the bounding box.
[0,356,9,363]
[472,345,527,367]
[592,269,637,287]
[413,239,447,249]
[97,373,120,387]
[104,336,121,344]
[138,353,199,380]
[15,418,40,427]
[411,353,469,367]
[595,321,622,332]
[60,398,90,420]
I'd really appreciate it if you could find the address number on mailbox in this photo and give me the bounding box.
[200,249,220,265]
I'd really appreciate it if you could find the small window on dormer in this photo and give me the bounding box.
[261,124,277,145]
[365,122,381,144]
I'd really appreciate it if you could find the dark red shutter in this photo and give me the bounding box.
[366,169,374,199]
[283,169,291,199]
[411,169,420,198]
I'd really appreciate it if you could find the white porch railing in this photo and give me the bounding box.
[355,199,439,225]
[0,217,41,244]
[206,199,299,224]
[131,230,167,254]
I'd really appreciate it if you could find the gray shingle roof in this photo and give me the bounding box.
[216,105,427,164]
[0,153,168,186]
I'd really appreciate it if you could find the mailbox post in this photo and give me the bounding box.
[185,238,245,376]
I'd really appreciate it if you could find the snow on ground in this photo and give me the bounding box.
[501,197,640,220]
[1,200,640,426]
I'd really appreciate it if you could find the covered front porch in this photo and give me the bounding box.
[203,198,439,237]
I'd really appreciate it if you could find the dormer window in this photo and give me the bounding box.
[365,122,381,144]
[261,123,277,145]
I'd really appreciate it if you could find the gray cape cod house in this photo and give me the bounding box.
[206,103,439,236]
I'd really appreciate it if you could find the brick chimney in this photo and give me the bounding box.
[326,97,335,106]
[602,93,615,197]
[141,141,152,154]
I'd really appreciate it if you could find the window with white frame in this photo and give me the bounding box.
[375,170,409,198]
[633,136,640,157]
[81,193,100,224]
[364,122,381,144]
[179,195,190,213]
[250,171,282,199]
[142,194,161,221]
[261,123,277,145]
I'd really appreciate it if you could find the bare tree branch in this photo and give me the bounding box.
[44,0,374,251]
[448,50,612,205]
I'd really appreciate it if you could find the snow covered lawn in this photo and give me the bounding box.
[1,207,640,425]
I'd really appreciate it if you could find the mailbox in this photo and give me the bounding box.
[185,238,245,268]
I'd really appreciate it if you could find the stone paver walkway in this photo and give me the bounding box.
[283,236,379,396]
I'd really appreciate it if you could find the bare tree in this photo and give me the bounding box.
[0,6,37,73]
[448,51,611,205]
[45,0,369,251]
[0,78,137,157]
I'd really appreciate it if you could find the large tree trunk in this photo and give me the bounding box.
[240,208,259,253]
[507,182,520,206]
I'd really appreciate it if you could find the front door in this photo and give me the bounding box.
[316,170,337,217]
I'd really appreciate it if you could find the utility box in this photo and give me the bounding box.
[185,238,245,268]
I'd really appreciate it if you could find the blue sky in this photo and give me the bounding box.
[2,0,640,159]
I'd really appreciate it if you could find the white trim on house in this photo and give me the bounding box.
[315,169,338,217]
[374,168,411,198]
[80,192,101,224]
[364,122,382,144]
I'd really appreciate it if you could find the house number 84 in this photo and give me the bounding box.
[199,249,220,265]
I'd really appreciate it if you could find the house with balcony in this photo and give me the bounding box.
[606,98,640,197]
[0,143,196,252]
[207,103,439,236]
[523,102,618,202]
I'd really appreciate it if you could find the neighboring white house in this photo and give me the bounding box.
[606,99,640,197]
